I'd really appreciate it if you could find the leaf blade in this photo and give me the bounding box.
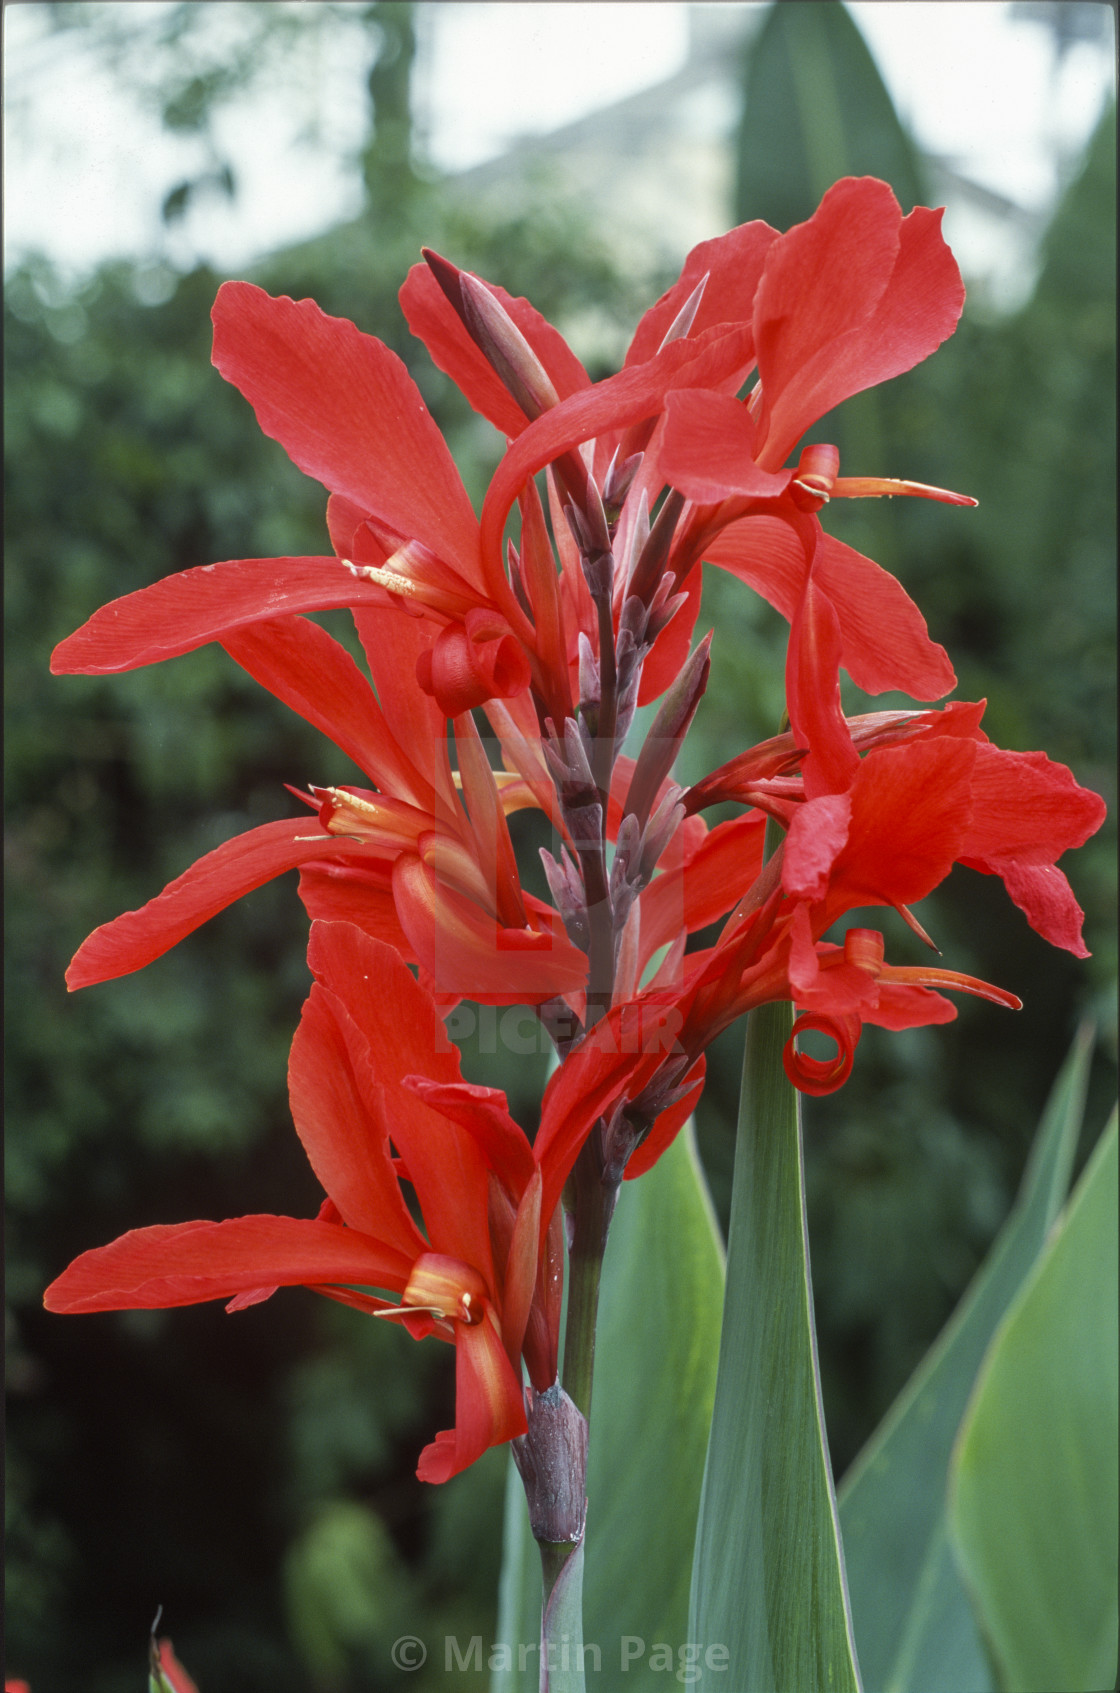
[949,1110,1119,1693]
[837,1026,1094,1693]
[688,999,862,1693]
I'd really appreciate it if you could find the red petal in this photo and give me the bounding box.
[222,614,437,805]
[211,282,481,578]
[155,1641,199,1693]
[754,180,963,467]
[987,859,1092,959]
[391,855,587,1006]
[814,530,956,700]
[955,744,1104,954]
[639,812,766,967]
[51,556,388,675]
[305,921,499,1277]
[704,517,955,700]
[288,985,427,1255]
[825,737,977,916]
[501,1168,543,1364]
[787,571,861,797]
[415,1307,526,1482]
[404,1078,535,1195]
[66,819,384,989]
[963,744,1107,864]
[783,1013,860,1095]
[43,1216,413,1313]
[864,983,958,1030]
[783,794,852,901]
[626,219,778,366]
[535,1013,679,1223]
[297,860,413,955]
[349,607,459,814]
[659,390,793,502]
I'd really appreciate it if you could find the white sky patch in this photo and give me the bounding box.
[418,1,690,169]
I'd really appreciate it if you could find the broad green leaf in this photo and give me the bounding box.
[688,999,862,1693]
[734,0,926,229]
[950,1111,1118,1693]
[493,1123,724,1692]
[838,1025,1093,1693]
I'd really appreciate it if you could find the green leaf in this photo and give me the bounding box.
[688,999,862,1693]
[949,1110,1118,1693]
[735,0,926,229]
[837,1026,1094,1693]
[493,1123,725,1692]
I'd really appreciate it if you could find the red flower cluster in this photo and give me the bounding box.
[45,178,1105,1480]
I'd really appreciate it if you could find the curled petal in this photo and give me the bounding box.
[416,615,531,716]
[783,1013,858,1096]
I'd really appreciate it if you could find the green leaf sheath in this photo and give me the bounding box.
[689,998,862,1693]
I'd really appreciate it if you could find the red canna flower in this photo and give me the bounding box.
[45,921,572,1482]
[49,179,1105,1168]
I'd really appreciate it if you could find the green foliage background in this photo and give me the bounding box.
[5,4,1115,1687]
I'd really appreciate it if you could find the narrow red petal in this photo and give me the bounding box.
[221,614,437,805]
[211,282,481,577]
[787,571,861,797]
[51,557,383,675]
[43,1216,413,1314]
[66,819,383,990]
[288,985,427,1255]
